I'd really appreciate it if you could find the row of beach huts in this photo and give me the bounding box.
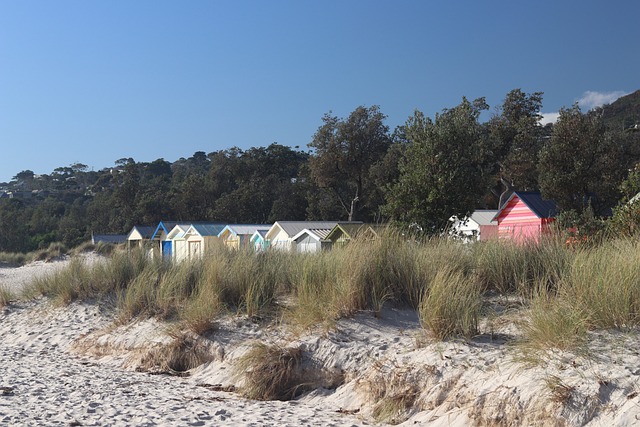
[93,221,384,262]
[92,191,559,262]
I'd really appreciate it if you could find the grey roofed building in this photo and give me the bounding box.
[266,221,363,251]
[189,223,227,237]
[469,210,498,226]
[272,221,360,238]
[218,224,272,237]
[91,233,127,245]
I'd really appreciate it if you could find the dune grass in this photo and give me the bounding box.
[0,252,29,266]
[234,342,305,401]
[561,240,640,329]
[0,285,12,308]
[419,267,482,340]
[24,232,640,353]
[518,283,588,354]
[474,237,571,297]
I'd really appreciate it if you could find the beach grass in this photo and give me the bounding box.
[419,267,482,340]
[24,233,640,353]
[0,285,12,307]
[234,342,305,401]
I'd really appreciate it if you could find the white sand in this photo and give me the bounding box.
[3,257,640,426]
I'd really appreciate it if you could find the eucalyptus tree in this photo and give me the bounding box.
[308,105,392,221]
[538,104,626,215]
[384,98,489,232]
[487,89,544,196]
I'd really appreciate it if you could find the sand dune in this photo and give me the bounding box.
[2,257,640,426]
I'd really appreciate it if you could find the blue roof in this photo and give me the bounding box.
[498,191,558,219]
[189,223,227,236]
[151,221,187,240]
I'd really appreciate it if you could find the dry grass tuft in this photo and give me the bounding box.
[235,342,305,401]
[135,331,214,374]
[0,285,12,308]
[545,375,575,404]
[362,359,427,424]
[474,237,570,297]
[518,284,587,357]
[0,251,29,266]
[31,242,68,262]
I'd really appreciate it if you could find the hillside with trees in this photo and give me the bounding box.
[0,88,639,253]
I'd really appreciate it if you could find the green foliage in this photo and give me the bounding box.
[538,105,627,215]
[488,89,544,191]
[308,105,392,221]
[608,200,640,238]
[383,98,489,232]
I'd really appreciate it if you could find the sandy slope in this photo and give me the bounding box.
[3,257,640,426]
[0,300,364,426]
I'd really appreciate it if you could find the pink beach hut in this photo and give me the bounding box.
[493,192,558,242]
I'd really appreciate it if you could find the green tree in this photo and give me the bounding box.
[308,105,392,221]
[538,105,626,215]
[383,98,489,232]
[488,89,544,195]
[0,199,32,252]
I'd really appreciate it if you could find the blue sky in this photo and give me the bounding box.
[1,1,638,183]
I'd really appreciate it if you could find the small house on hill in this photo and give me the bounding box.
[494,192,558,242]
[449,210,498,242]
[265,221,358,251]
[126,225,156,250]
[178,223,226,261]
[291,228,333,253]
[152,221,190,259]
[218,224,271,250]
[324,223,383,247]
[250,229,270,252]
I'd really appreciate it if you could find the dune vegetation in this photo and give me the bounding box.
[17,229,640,418]
[22,231,640,351]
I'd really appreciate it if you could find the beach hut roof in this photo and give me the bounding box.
[250,229,269,242]
[151,221,184,240]
[469,210,498,226]
[218,224,271,238]
[126,225,156,240]
[291,228,333,242]
[494,191,558,221]
[187,223,227,237]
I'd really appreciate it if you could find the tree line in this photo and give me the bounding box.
[1,89,639,253]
